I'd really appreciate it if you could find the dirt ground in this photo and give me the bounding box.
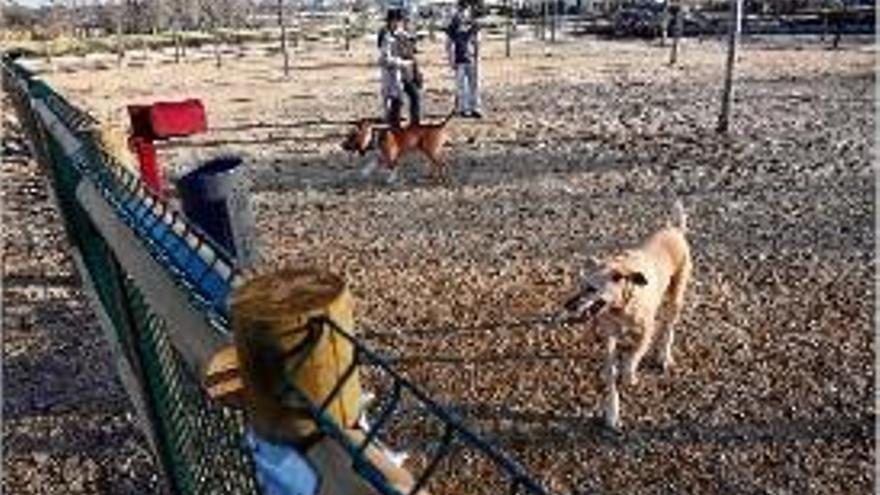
[5,30,876,494]
[1,118,162,493]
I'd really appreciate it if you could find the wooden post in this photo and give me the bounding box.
[669,4,682,66]
[279,0,290,76]
[207,267,430,495]
[505,0,512,57]
[717,0,742,134]
[229,268,361,444]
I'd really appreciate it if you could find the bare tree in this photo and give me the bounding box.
[717,0,743,133]
[279,0,290,76]
[115,0,125,66]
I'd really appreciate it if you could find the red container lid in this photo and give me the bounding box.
[127,99,207,139]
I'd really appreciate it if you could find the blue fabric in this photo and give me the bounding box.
[245,432,320,495]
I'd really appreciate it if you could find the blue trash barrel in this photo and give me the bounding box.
[177,156,258,267]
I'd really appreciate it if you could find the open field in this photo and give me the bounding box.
[4,32,876,494]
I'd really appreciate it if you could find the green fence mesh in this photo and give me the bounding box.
[2,57,259,495]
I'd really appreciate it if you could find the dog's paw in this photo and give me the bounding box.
[622,369,639,387]
[601,415,623,435]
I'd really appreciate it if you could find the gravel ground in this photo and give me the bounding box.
[12,32,877,494]
[2,115,163,493]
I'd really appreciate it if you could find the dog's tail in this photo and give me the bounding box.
[670,199,688,232]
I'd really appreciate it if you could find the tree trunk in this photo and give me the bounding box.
[116,2,125,67]
[717,0,743,134]
[174,28,181,63]
[660,4,669,46]
[215,30,222,68]
[344,16,350,52]
[541,2,547,40]
[279,0,290,76]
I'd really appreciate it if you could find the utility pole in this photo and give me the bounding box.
[716,0,743,133]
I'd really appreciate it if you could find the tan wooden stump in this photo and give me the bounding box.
[204,267,425,495]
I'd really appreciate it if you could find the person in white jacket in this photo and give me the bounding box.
[378,9,415,129]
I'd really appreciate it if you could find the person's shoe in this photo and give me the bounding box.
[470,110,483,119]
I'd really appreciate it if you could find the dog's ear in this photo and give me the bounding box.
[628,271,648,286]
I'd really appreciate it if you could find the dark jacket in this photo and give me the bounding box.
[445,16,477,65]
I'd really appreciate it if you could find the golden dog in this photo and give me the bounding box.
[564,201,692,430]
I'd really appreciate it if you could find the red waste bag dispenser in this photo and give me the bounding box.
[127,99,207,196]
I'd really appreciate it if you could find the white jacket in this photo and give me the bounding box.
[378,28,412,100]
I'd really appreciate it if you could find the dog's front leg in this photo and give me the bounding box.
[657,310,680,372]
[623,318,655,386]
[603,335,622,430]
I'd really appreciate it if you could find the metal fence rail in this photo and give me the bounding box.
[1,55,558,495]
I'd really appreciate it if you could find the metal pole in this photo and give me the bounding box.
[716,0,742,134]
[550,0,557,42]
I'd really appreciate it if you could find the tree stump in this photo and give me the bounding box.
[229,267,362,445]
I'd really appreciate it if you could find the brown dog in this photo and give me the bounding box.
[341,108,456,184]
[563,201,692,430]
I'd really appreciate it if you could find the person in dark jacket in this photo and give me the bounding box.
[445,0,482,118]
